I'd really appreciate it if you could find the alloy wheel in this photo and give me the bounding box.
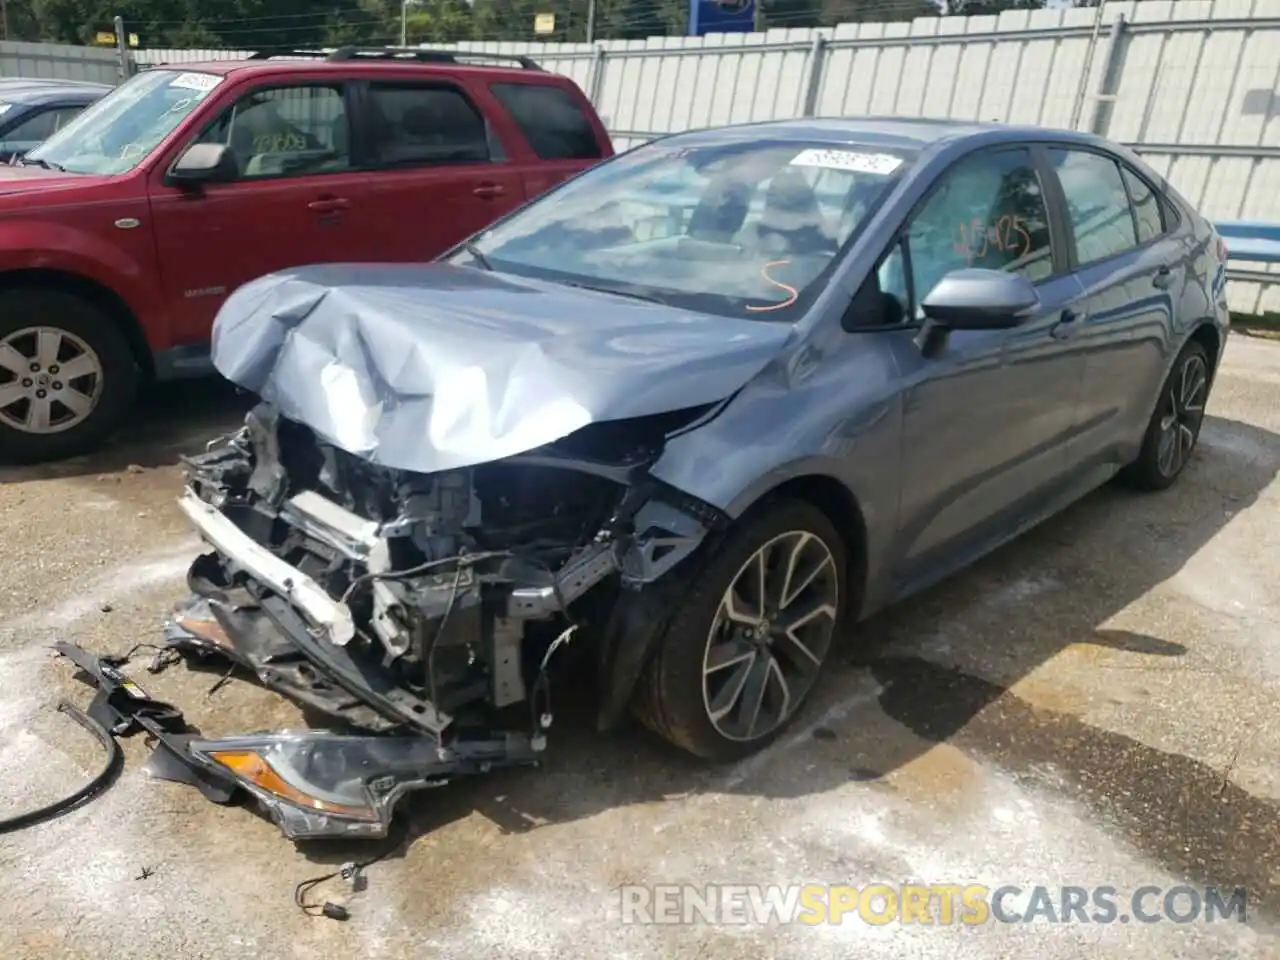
[701,530,839,743]
[0,326,103,435]
[1155,353,1207,478]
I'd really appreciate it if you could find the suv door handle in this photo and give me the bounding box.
[1152,264,1173,289]
[1050,309,1086,341]
[472,182,505,199]
[308,196,350,213]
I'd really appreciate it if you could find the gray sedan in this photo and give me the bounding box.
[155,116,1229,835]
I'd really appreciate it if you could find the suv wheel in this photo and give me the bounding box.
[0,289,137,464]
[1118,339,1210,491]
[634,498,847,761]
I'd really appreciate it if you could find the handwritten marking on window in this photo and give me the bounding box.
[251,131,309,153]
[745,259,799,313]
[953,215,1033,263]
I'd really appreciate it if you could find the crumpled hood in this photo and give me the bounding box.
[211,263,795,474]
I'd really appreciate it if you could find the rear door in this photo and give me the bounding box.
[149,79,370,345]
[485,79,610,201]
[1041,146,1184,471]
[343,78,527,262]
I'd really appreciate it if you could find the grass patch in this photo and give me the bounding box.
[1231,312,1280,339]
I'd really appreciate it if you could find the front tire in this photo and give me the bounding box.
[1118,339,1210,491]
[0,289,138,464]
[633,498,847,762]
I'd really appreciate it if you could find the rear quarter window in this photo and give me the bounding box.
[489,82,602,161]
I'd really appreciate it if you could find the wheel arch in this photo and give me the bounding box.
[595,469,872,734]
[0,268,155,380]
[745,473,870,624]
[1187,320,1222,384]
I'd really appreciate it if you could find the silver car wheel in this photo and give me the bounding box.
[0,325,103,435]
[701,530,839,743]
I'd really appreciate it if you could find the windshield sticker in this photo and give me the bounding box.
[790,148,902,175]
[170,72,222,93]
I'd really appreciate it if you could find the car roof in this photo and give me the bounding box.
[0,78,112,105]
[147,55,552,83]
[661,116,1112,154]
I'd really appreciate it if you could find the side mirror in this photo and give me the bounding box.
[920,268,1040,330]
[166,143,237,187]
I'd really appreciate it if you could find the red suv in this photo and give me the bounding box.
[0,47,613,463]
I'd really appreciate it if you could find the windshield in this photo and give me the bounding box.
[26,69,223,175]
[459,138,909,320]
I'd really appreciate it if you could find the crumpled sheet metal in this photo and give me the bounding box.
[211,263,794,474]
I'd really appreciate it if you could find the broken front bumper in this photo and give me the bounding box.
[177,488,356,647]
[55,640,542,841]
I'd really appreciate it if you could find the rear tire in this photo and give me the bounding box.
[0,289,137,464]
[633,498,847,762]
[1117,339,1210,491]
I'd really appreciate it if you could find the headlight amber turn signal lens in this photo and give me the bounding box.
[208,750,375,819]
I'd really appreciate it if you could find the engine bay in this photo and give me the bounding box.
[178,400,717,733]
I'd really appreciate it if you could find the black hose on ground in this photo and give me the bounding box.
[0,700,122,835]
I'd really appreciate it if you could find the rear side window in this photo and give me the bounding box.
[490,82,602,161]
[367,83,490,168]
[1120,165,1163,243]
[1048,148,1138,264]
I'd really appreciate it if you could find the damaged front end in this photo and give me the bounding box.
[108,401,724,839]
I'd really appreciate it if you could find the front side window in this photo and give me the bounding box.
[26,70,224,175]
[367,84,490,168]
[457,139,910,321]
[889,146,1053,316]
[1049,148,1139,265]
[490,82,602,161]
[195,84,350,180]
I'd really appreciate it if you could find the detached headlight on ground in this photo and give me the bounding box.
[188,732,449,840]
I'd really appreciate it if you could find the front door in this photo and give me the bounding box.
[885,145,1088,583]
[148,80,368,345]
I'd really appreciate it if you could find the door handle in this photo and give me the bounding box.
[308,196,350,213]
[1050,309,1085,341]
[472,182,505,199]
[1152,264,1173,289]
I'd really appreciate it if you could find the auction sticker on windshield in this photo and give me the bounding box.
[170,72,222,94]
[790,148,903,175]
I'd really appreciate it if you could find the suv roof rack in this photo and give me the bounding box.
[247,48,338,60]
[325,46,542,70]
[247,46,542,70]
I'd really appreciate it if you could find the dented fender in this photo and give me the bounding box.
[597,489,726,731]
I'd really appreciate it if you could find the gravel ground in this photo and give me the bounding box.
[1,337,1278,960]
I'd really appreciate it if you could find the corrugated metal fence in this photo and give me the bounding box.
[427,0,1280,314]
[0,40,122,84]
[25,1,1280,313]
